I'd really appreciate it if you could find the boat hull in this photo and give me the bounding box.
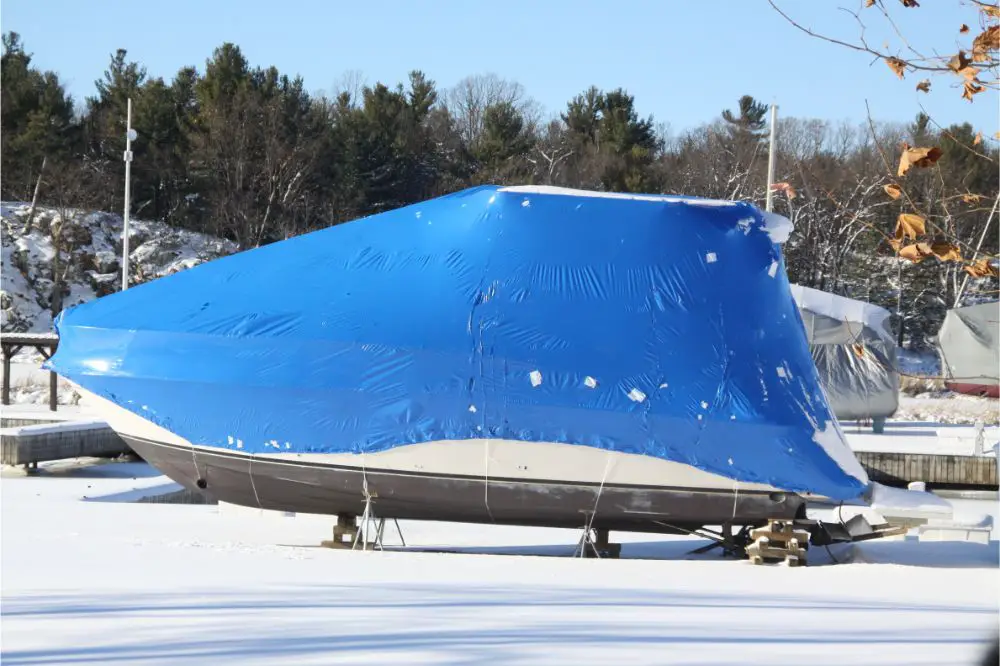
[75,384,805,531]
[123,434,804,532]
[945,381,999,399]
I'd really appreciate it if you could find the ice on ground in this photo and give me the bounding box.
[1,457,997,666]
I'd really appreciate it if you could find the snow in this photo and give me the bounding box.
[760,210,793,244]
[0,332,58,342]
[1,360,84,408]
[1,403,90,421]
[1,457,998,665]
[789,283,893,339]
[1,202,237,333]
[499,187,796,245]
[897,348,941,377]
[1,419,110,436]
[870,481,954,520]
[499,185,739,208]
[893,394,999,426]
[844,422,999,457]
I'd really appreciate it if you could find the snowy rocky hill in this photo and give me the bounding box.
[1,202,237,333]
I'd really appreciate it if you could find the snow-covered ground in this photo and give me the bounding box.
[897,348,941,378]
[843,421,999,457]
[2,360,83,407]
[894,394,1000,426]
[1,457,998,666]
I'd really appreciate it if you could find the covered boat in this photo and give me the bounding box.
[938,301,999,398]
[47,185,872,536]
[789,285,899,433]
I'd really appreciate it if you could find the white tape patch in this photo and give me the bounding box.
[627,388,647,403]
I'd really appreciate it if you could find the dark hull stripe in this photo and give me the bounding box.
[125,435,807,532]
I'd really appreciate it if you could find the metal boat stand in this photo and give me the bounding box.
[685,523,753,558]
[352,491,407,551]
[575,513,622,559]
[650,520,754,559]
[320,489,407,551]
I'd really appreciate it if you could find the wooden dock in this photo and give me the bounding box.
[0,419,129,470]
[855,451,997,488]
[845,422,998,490]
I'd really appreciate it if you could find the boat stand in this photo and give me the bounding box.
[746,519,810,566]
[352,491,407,551]
[360,516,406,550]
[649,520,752,559]
[319,509,406,551]
[685,523,752,558]
[575,514,621,559]
[321,514,360,549]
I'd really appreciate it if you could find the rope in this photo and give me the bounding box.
[248,452,262,509]
[189,444,203,489]
[730,480,740,521]
[483,438,494,522]
[589,451,614,521]
[578,451,615,557]
[354,449,373,550]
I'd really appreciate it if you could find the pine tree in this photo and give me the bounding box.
[0,33,76,200]
[559,86,660,192]
[472,101,534,184]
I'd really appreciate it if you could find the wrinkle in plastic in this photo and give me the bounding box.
[939,301,999,384]
[48,185,869,501]
[792,287,899,421]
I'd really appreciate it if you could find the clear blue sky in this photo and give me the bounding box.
[3,0,997,135]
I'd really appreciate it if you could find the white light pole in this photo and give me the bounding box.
[765,103,778,213]
[122,98,137,291]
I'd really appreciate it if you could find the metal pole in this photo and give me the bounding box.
[122,98,133,291]
[765,103,778,213]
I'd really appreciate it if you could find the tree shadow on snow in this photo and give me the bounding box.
[2,585,997,665]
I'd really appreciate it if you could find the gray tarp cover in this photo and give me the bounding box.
[938,301,999,386]
[790,284,899,420]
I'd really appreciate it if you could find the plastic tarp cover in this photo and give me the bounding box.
[790,285,899,420]
[938,301,1000,386]
[48,185,869,501]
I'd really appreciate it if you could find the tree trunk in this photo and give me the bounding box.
[23,156,47,234]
